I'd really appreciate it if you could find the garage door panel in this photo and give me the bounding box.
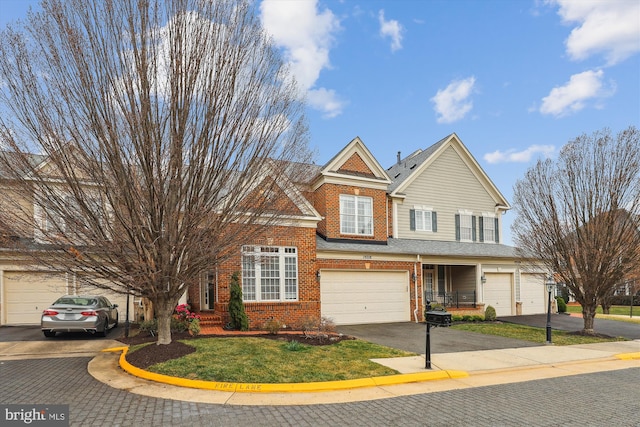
[520,274,546,315]
[4,272,69,325]
[321,270,410,325]
[484,273,513,317]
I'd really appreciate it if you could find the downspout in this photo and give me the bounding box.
[413,257,420,323]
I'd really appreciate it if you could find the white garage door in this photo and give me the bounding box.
[321,270,410,325]
[483,273,513,317]
[520,273,546,315]
[3,272,70,325]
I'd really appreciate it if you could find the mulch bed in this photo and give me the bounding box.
[118,329,355,370]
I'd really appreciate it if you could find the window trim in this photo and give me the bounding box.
[455,210,476,242]
[241,245,298,302]
[479,213,499,243]
[410,206,437,233]
[339,194,374,236]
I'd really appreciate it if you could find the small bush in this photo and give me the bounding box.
[228,272,249,331]
[452,315,463,322]
[485,305,497,321]
[264,318,282,335]
[283,340,308,352]
[139,319,158,336]
[188,318,201,336]
[555,296,567,313]
[472,315,485,322]
[319,316,336,333]
[462,314,473,322]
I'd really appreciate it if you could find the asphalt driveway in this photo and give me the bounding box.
[0,325,125,342]
[337,322,541,354]
[337,313,640,354]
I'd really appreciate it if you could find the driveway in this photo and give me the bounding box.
[337,313,640,354]
[0,325,126,342]
[337,322,541,354]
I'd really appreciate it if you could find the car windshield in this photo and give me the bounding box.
[54,297,97,306]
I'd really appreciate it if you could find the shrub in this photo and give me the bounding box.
[555,296,567,313]
[451,315,463,322]
[462,314,473,322]
[472,315,485,322]
[296,315,320,332]
[264,318,282,335]
[139,319,158,336]
[228,272,249,331]
[485,305,497,321]
[188,318,201,336]
[283,340,308,352]
[319,316,336,333]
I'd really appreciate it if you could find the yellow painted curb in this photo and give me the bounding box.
[102,346,128,353]
[615,352,640,360]
[113,347,469,393]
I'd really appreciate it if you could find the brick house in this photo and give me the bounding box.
[185,133,548,329]
[0,133,549,328]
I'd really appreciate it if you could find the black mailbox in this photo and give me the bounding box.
[425,310,452,326]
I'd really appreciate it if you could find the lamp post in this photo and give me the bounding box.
[545,275,556,344]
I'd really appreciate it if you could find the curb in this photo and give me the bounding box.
[615,352,640,360]
[110,346,469,393]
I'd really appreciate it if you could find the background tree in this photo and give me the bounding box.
[512,126,640,335]
[0,0,313,345]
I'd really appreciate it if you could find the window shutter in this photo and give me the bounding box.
[410,209,416,231]
[455,214,460,241]
[432,211,437,232]
[495,217,500,243]
[478,217,484,242]
[472,216,477,241]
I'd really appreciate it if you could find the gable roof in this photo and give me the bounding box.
[311,137,391,191]
[387,133,510,210]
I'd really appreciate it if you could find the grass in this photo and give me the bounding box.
[143,337,415,383]
[451,322,627,345]
[566,304,639,318]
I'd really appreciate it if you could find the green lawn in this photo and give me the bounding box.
[451,322,627,345]
[131,322,629,384]
[566,304,639,317]
[140,337,415,383]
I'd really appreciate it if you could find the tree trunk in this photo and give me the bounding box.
[581,305,597,335]
[154,298,176,345]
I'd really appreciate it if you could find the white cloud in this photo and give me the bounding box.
[307,88,345,119]
[430,77,476,124]
[484,145,555,164]
[548,0,640,65]
[539,69,614,117]
[378,10,403,52]
[260,0,344,117]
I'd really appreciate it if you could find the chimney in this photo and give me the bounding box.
[397,151,401,165]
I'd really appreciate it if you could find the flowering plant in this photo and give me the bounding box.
[174,304,201,323]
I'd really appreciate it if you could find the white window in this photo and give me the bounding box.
[411,206,436,232]
[340,195,373,235]
[241,246,298,302]
[457,211,474,241]
[481,214,497,243]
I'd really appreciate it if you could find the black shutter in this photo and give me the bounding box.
[455,214,460,241]
[495,217,500,243]
[472,216,477,241]
[432,211,437,232]
[410,209,416,231]
[479,217,484,242]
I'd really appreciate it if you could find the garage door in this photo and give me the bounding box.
[483,273,513,317]
[320,270,410,325]
[519,273,546,315]
[3,272,70,325]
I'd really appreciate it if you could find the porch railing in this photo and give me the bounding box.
[424,290,476,308]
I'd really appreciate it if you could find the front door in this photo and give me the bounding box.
[423,267,434,302]
[203,272,216,310]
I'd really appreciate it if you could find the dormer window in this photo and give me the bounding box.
[340,195,373,236]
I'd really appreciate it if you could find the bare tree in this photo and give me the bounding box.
[0,0,313,345]
[512,126,640,335]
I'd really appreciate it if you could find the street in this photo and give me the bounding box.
[1,356,637,426]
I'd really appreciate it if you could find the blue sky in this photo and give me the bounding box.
[1,0,639,245]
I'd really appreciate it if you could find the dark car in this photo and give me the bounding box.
[41,295,118,338]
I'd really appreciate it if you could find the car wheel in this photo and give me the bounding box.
[43,330,56,338]
[113,313,119,328]
[98,319,109,337]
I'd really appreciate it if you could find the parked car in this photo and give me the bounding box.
[41,295,118,338]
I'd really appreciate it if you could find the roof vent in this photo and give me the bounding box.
[397,151,401,165]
